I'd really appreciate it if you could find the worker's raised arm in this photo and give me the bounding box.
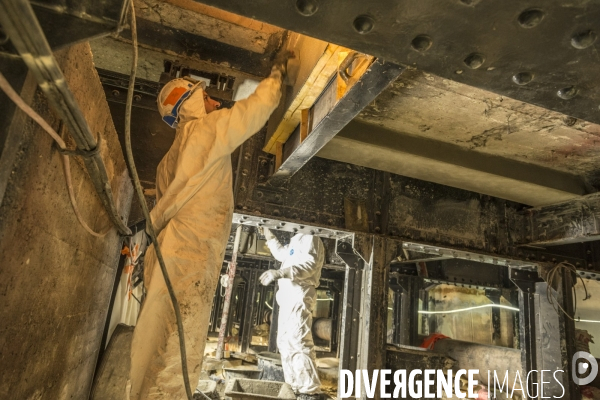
[265,234,290,262]
[210,69,282,158]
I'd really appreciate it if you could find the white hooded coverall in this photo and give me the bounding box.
[128,72,282,399]
[266,234,325,394]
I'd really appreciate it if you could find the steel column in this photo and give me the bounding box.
[240,269,260,353]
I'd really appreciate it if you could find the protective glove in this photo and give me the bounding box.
[262,227,276,241]
[271,50,295,79]
[259,269,284,286]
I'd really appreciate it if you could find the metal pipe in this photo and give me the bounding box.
[0,0,131,236]
[216,225,242,359]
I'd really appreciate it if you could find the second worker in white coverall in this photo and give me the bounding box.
[259,228,325,399]
[128,56,289,399]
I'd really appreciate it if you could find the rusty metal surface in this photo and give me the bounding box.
[196,0,600,125]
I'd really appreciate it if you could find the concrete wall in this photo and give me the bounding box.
[0,43,132,399]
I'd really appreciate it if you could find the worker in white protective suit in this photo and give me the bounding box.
[127,54,290,399]
[259,228,325,399]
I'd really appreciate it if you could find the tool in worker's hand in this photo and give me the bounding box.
[284,52,300,86]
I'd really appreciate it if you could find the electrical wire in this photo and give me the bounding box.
[417,303,519,314]
[124,2,195,399]
[0,71,110,237]
[577,318,600,324]
[545,262,589,321]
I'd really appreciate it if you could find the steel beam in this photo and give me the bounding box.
[521,192,600,246]
[0,0,127,54]
[197,0,600,125]
[118,17,272,77]
[234,127,600,277]
[268,59,403,185]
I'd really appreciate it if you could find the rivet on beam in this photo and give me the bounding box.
[411,35,433,52]
[464,53,485,69]
[518,9,545,29]
[295,0,318,16]
[512,72,533,85]
[571,30,597,50]
[557,86,578,100]
[353,15,375,34]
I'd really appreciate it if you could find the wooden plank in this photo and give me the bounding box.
[300,108,310,142]
[275,142,283,171]
[264,33,350,154]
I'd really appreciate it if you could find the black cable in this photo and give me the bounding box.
[124,1,193,399]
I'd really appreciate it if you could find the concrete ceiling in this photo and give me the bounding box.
[318,67,600,206]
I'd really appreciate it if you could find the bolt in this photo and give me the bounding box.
[557,86,578,100]
[518,9,545,28]
[512,72,533,86]
[240,186,246,192]
[411,35,433,52]
[464,53,485,69]
[375,211,381,216]
[256,191,264,198]
[353,15,375,34]
[133,94,142,102]
[242,169,249,176]
[375,227,381,233]
[273,209,280,216]
[571,30,597,50]
[112,90,120,97]
[295,0,318,16]
[260,159,267,166]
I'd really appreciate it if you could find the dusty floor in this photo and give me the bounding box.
[200,337,338,398]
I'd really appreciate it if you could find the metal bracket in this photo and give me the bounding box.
[336,239,363,269]
[509,267,542,293]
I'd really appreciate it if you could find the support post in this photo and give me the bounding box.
[240,269,259,353]
[216,225,242,360]
[336,236,395,400]
[391,275,421,346]
[268,280,279,353]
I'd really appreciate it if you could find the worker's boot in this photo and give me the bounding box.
[296,394,321,400]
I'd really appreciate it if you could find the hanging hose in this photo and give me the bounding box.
[124,2,194,399]
[0,72,110,237]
